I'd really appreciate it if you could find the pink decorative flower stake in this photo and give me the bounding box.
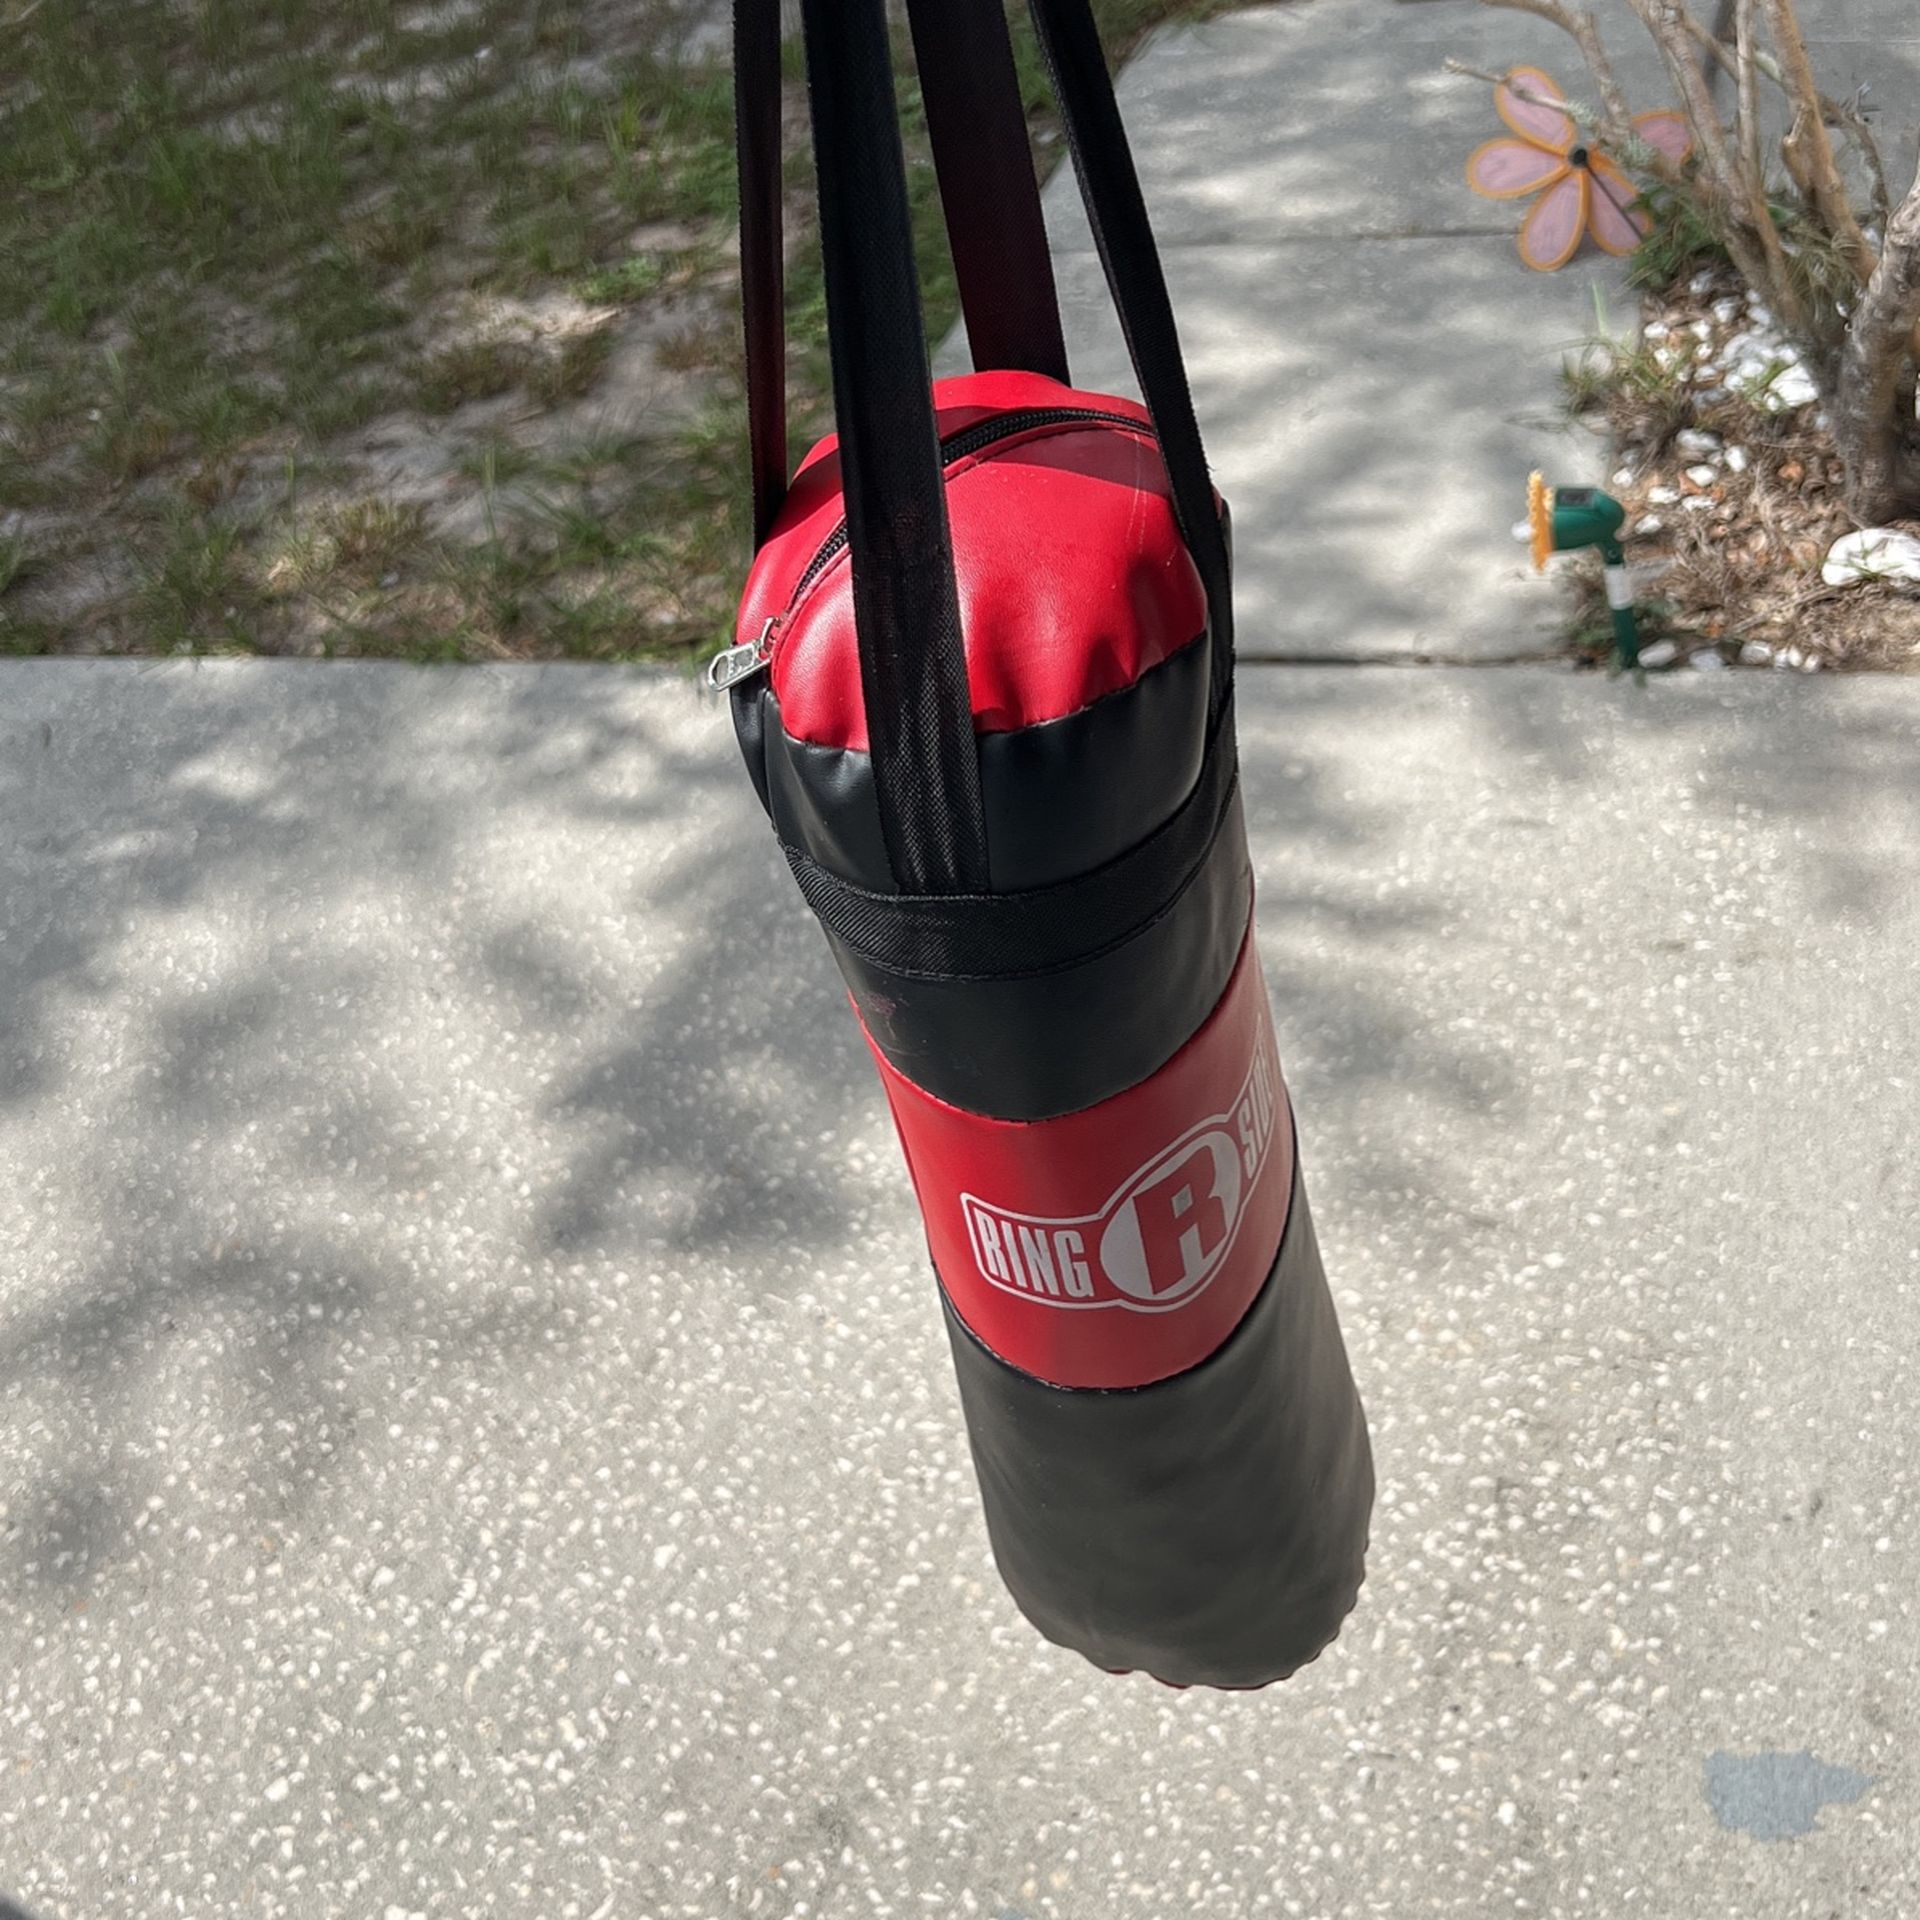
[1467,67,1693,271]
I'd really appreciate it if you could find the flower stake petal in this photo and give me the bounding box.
[1517,167,1588,272]
[1467,137,1569,200]
[1632,110,1695,165]
[1495,66,1575,153]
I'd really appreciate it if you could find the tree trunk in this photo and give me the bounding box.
[1834,162,1920,525]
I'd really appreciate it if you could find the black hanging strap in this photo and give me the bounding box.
[906,0,1071,385]
[735,0,1067,542]
[1025,0,1234,681]
[798,0,992,895]
[733,0,786,547]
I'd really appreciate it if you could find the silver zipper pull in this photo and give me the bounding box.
[706,616,779,692]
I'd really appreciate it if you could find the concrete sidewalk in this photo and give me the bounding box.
[984,0,1920,663]
[4,660,1920,1918]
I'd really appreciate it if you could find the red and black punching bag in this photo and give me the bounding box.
[716,0,1374,1690]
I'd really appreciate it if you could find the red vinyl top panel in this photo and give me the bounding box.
[737,370,1209,752]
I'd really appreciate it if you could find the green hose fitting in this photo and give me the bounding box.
[1528,473,1640,668]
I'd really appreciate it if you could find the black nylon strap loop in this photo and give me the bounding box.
[798,0,991,894]
[734,0,1068,539]
[1025,0,1235,688]
[733,0,786,547]
[784,706,1240,983]
[907,1,1071,384]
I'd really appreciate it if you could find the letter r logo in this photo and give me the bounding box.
[1098,1132,1243,1303]
[1131,1143,1230,1295]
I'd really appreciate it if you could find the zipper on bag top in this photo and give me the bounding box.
[706,405,1155,691]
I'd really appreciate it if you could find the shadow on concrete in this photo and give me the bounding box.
[0,667,727,1599]
[0,664,881,1610]
[4,658,1916,1613]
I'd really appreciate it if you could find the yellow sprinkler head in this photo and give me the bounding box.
[1527,471,1554,573]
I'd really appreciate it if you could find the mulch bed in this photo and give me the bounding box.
[1568,265,1920,673]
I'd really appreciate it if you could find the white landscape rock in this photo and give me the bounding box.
[1685,464,1720,487]
[1823,527,1920,587]
[1675,429,1722,458]
[1769,363,1820,409]
[1638,639,1679,668]
[1725,446,1750,474]
[1720,326,1819,410]
[1689,648,1728,670]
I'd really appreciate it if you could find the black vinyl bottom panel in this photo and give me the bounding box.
[940,1153,1374,1691]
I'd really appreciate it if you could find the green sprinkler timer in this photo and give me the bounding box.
[1528,471,1640,667]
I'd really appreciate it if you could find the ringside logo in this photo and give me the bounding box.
[959,1033,1282,1314]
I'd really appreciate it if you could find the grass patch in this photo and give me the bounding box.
[0,535,36,598]
[328,496,432,575]
[415,335,531,413]
[1,0,730,509]
[1627,183,1732,293]
[1627,175,1856,360]
[2,0,1230,659]
[530,328,615,406]
[454,438,545,487]
[138,506,262,650]
[578,254,667,304]
[1562,292,1698,450]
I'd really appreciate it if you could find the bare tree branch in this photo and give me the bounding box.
[1720,0,1804,318]
[1619,0,1740,200]
[1468,0,1919,517]
[1445,58,1584,114]
[1680,10,1890,223]
[1735,0,1764,192]
[1760,0,1877,283]
[1727,0,1807,328]
[1445,59,1608,132]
